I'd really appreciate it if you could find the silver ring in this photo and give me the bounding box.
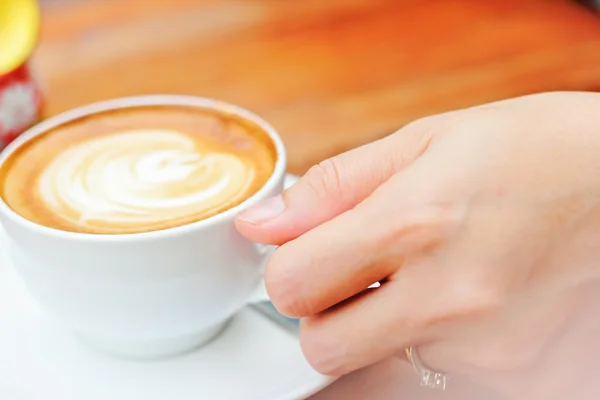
[405,347,448,390]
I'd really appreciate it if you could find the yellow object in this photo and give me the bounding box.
[0,0,40,75]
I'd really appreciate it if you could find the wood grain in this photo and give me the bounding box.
[36,0,600,174]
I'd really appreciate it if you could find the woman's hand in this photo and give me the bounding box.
[235,92,600,399]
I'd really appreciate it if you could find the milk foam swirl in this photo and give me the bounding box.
[38,129,255,232]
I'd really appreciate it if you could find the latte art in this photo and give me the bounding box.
[0,105,277,234]
[38,129,255,232]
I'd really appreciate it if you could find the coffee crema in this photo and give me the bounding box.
[0,106,277,234]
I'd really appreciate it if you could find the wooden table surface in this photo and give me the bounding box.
[37,0,600,176]
[33,1,600,398]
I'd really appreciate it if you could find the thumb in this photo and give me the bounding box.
[235,124,433,245]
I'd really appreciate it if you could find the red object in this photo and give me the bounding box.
[0,62,43,150]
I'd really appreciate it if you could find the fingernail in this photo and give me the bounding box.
[237,195,286,225]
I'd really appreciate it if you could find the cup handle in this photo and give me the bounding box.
[246,173,299,304]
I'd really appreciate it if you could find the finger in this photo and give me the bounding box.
[298,249,500,376]
[299,285,399,376]
[266,165,461,318]
[235,125,433,245]
[299,268,448,376]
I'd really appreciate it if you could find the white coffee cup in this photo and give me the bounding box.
[0,95,295,358]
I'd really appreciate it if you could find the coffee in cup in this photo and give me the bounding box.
[0,105,277,234]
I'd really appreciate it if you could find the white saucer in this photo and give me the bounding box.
[0,227,335,400]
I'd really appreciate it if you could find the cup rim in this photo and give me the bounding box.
[0,95,287,242]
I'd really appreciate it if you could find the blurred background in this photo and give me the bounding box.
[4,0,600,174]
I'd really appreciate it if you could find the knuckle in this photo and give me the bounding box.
[400,114,440,136]
[419,273,506,328]
[375,204,462,254]
[390,117,437,167]
[449,275,505,316]
[264,249,297,316]
[264,246,313,317]
[399,111,471,145]
[397,113,451,144]
[272,293,316,319]
[303,158,343,201]
[300,317,348,375]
